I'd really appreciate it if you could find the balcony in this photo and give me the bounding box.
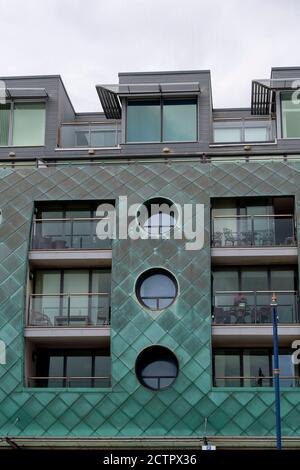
[59,122,121,148]
[31,217,112,250]
[28,293,110,327]
[212,215,296,248]
[213,290,298,324]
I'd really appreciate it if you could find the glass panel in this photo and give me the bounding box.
[213,270,239,292]
[144,212,175,235]
[33,271,61,326]
[63,271,89,323]
[241,270,268,291]
[0,104,10,145]
[274,352,295,387]
[281,92,300,138]
[66,355,92,387]
[140,273,176,308]
[91,271,111,325]
[243,349,271,387]
[91,130,116,147]
[12,103,45,146]
[75,129,89,146]
[163,98,197,142]
[214,128,241,143]
[213,351,240,387]
[94,356,111,387]
[127,100,160,142]
[271,270,294,291]
[244,127,268,142]
[48,355,64,387]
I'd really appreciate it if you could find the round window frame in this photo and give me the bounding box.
[135,345,179,391]
[135,267,179,311]
[136,197,180,239]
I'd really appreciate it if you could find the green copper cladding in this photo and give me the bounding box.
[0,160,300,439]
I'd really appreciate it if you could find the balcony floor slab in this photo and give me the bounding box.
[211,246,297,265]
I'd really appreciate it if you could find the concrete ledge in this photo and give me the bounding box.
[0,436,300,449]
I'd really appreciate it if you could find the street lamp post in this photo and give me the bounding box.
[271,293,282,450]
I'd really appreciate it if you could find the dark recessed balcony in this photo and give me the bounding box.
[31,217,112,250]
[213,290,298,324]
[28,293,110,327]
[212,215,296,248]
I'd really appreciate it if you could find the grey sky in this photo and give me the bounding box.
[1,0,299,112]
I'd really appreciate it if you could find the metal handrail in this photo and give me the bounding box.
[215,376,300,380]
[34,217,109,222]
[215,290,296,294]
[30,292,110,297]
[213,214,294,218]
[28,376,110,380]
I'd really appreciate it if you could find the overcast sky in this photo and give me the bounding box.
[1,0,299,112]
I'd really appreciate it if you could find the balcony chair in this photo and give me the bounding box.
[30,310,52,326]
[223,228,238,246]
[257,306,272,323]
[212,231,223,247]
[259,229,274,246]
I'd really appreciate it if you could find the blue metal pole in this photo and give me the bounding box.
[271,293,282,450]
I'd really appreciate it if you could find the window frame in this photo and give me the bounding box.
[280,91,300,139]
[135,345,179,391]
[0,99,46,147]
[126,96,198,144]
[135,268,178,311]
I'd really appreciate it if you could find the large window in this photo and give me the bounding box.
[281,92,300,138]
[0,102,45,146]
[126,98,197,143]
[213,348,299,387]
[33,349,110,388]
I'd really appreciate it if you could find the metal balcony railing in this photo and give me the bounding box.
[31,217,112,250]
[27,376,111,388]
[28,293,111,327]
[59,122,121,148]
[214,376,300,388]
[212,214,296,247]
[212,290,298,324]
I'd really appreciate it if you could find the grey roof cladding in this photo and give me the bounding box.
[1,67,300,160]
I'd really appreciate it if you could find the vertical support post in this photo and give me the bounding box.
[271,293,282,450]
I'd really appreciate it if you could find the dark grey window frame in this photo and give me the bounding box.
[0,99,46,147]
[126,96,198,144]
[135,268,178,311]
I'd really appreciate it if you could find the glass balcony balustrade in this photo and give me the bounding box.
[27,376,111,388]
[31,217,112,250]
[213,290,298,324]
[28,293,110,327]
[213,375,300,388]
[59,122,121,148]
[212,214,296,247]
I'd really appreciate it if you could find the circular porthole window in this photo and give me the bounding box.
[136,268,178,310]
[135,346,179,390]
[137,198,177,236]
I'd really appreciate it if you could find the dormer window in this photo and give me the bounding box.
[126,97,197,143]
[0,102,45,147]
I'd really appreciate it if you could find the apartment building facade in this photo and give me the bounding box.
[1,67,300,449]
